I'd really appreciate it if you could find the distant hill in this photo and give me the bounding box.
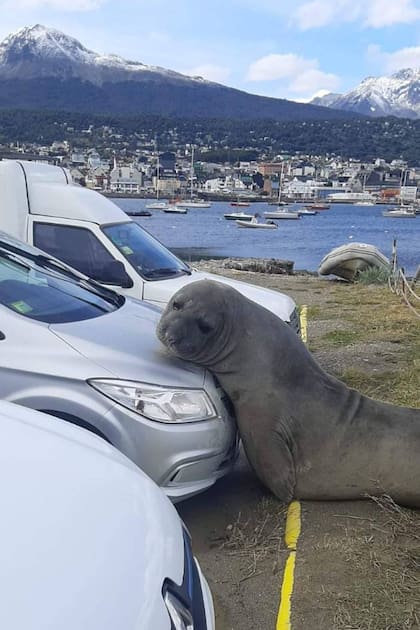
[0,25,357,121]
[311,69,420,119]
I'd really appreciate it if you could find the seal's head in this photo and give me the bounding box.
[157,280,236,365]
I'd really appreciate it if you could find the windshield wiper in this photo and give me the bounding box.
[147,267,192,278]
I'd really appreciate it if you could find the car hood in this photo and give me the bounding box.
[0,400,183,630]
[50,298,205,387]
[143,269,295,321]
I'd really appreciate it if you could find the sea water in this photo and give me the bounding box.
[114,199,420,275]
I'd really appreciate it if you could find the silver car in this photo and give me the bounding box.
[0,232,237,501]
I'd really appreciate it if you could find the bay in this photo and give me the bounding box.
[114,199,420,275]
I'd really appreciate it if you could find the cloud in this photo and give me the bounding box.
[246,53,340,98]
[183,63,231,83]
[368,43,420,72]
[0,0,104,8]
[294,0,420,30]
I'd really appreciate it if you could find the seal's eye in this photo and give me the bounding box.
[172,300,182,311]
[198,319,212,334]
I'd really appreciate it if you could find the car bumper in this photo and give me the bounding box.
[100,372,238,502]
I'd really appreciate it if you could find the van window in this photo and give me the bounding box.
[103,222,191,280]
[34,223,117,283]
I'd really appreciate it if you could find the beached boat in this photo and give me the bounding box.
[318,243,390,281]
[236,217,277,229]
[224,211,254,221]
[382,207,416,218]
[264,210,300,220]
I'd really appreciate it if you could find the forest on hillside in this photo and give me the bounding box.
[1,109,419,164]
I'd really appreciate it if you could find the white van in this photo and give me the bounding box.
[0,160,300,331]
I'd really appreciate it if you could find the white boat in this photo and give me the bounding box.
[236,217,277,229]
[163,205,188,214]
[318,243,390,281]
[175,200,211,208]
[354,201,376,206]
[382,206,416,218]
[224,211,254,221]
[264,210,300,220]
[144,201,169,210]
[296,208,318,216]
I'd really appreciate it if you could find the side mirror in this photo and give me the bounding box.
[100,260,133,288]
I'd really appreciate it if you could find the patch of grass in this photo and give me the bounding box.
[342,362,420,407]
[322,330,359,346]
[355,267,391,285]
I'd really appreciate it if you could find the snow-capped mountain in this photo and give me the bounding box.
[0,24,356,120]
[0,24,209,86]
[311,69,420,119]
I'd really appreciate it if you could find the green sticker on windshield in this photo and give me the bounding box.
[121,246,133,255]
[10,300,33,314]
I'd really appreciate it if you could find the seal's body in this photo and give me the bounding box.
[157,280,420,506]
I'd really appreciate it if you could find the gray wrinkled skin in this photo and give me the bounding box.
[157,279,420,507]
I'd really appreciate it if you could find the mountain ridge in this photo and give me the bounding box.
[0,24,357,120]
[311,69,420,119]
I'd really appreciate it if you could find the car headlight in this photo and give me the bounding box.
[88,379,217,423]
[164,590,194,630]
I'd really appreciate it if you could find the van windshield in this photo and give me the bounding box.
[103,222,191,281]
[0,247,121,324]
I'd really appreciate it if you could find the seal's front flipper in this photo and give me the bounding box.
[242,430,296,503]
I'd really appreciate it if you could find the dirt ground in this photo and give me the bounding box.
[178,262,420,630]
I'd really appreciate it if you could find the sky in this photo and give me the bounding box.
[1,0,420,102]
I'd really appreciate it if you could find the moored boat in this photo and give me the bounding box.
[264,210,300,220]
[126,209,152,217]
[145,201,169,210]
[231,201,251,207]
[304,203,330,210]
[318,243,390,281]
[382,206,416,218]
[224,211,254,221]
[236,217,277,229]
[296,208,319,216]
[163,205,188,214]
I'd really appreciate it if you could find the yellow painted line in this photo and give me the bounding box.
[300,305,308,344]
[276,501,302,630]
[285,501,301,550]
[276,551,296,630]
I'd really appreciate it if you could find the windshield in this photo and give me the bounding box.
[102,222,191,281]
[0,247,122,324]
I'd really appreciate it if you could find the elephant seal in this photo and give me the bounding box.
[157,279,420,507]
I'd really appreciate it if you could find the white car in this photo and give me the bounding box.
[0,401,215,630]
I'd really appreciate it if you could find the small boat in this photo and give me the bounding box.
[236,217,277,229]
[305,203,330,210]
[126,209,152,217]
[163,205,188,214]
[382,207,416,218]
[224,211,254,221]
[354,201,376,206]
[175,200,211,208]
[231,201,251,207]
[145,201,169,210]
[264,210,300,220]
[296,208,318,216]
[318,243,390,281]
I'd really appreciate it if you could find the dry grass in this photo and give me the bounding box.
[332,496,420,630]
[309,284,420,408]
[218,497,287,581]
